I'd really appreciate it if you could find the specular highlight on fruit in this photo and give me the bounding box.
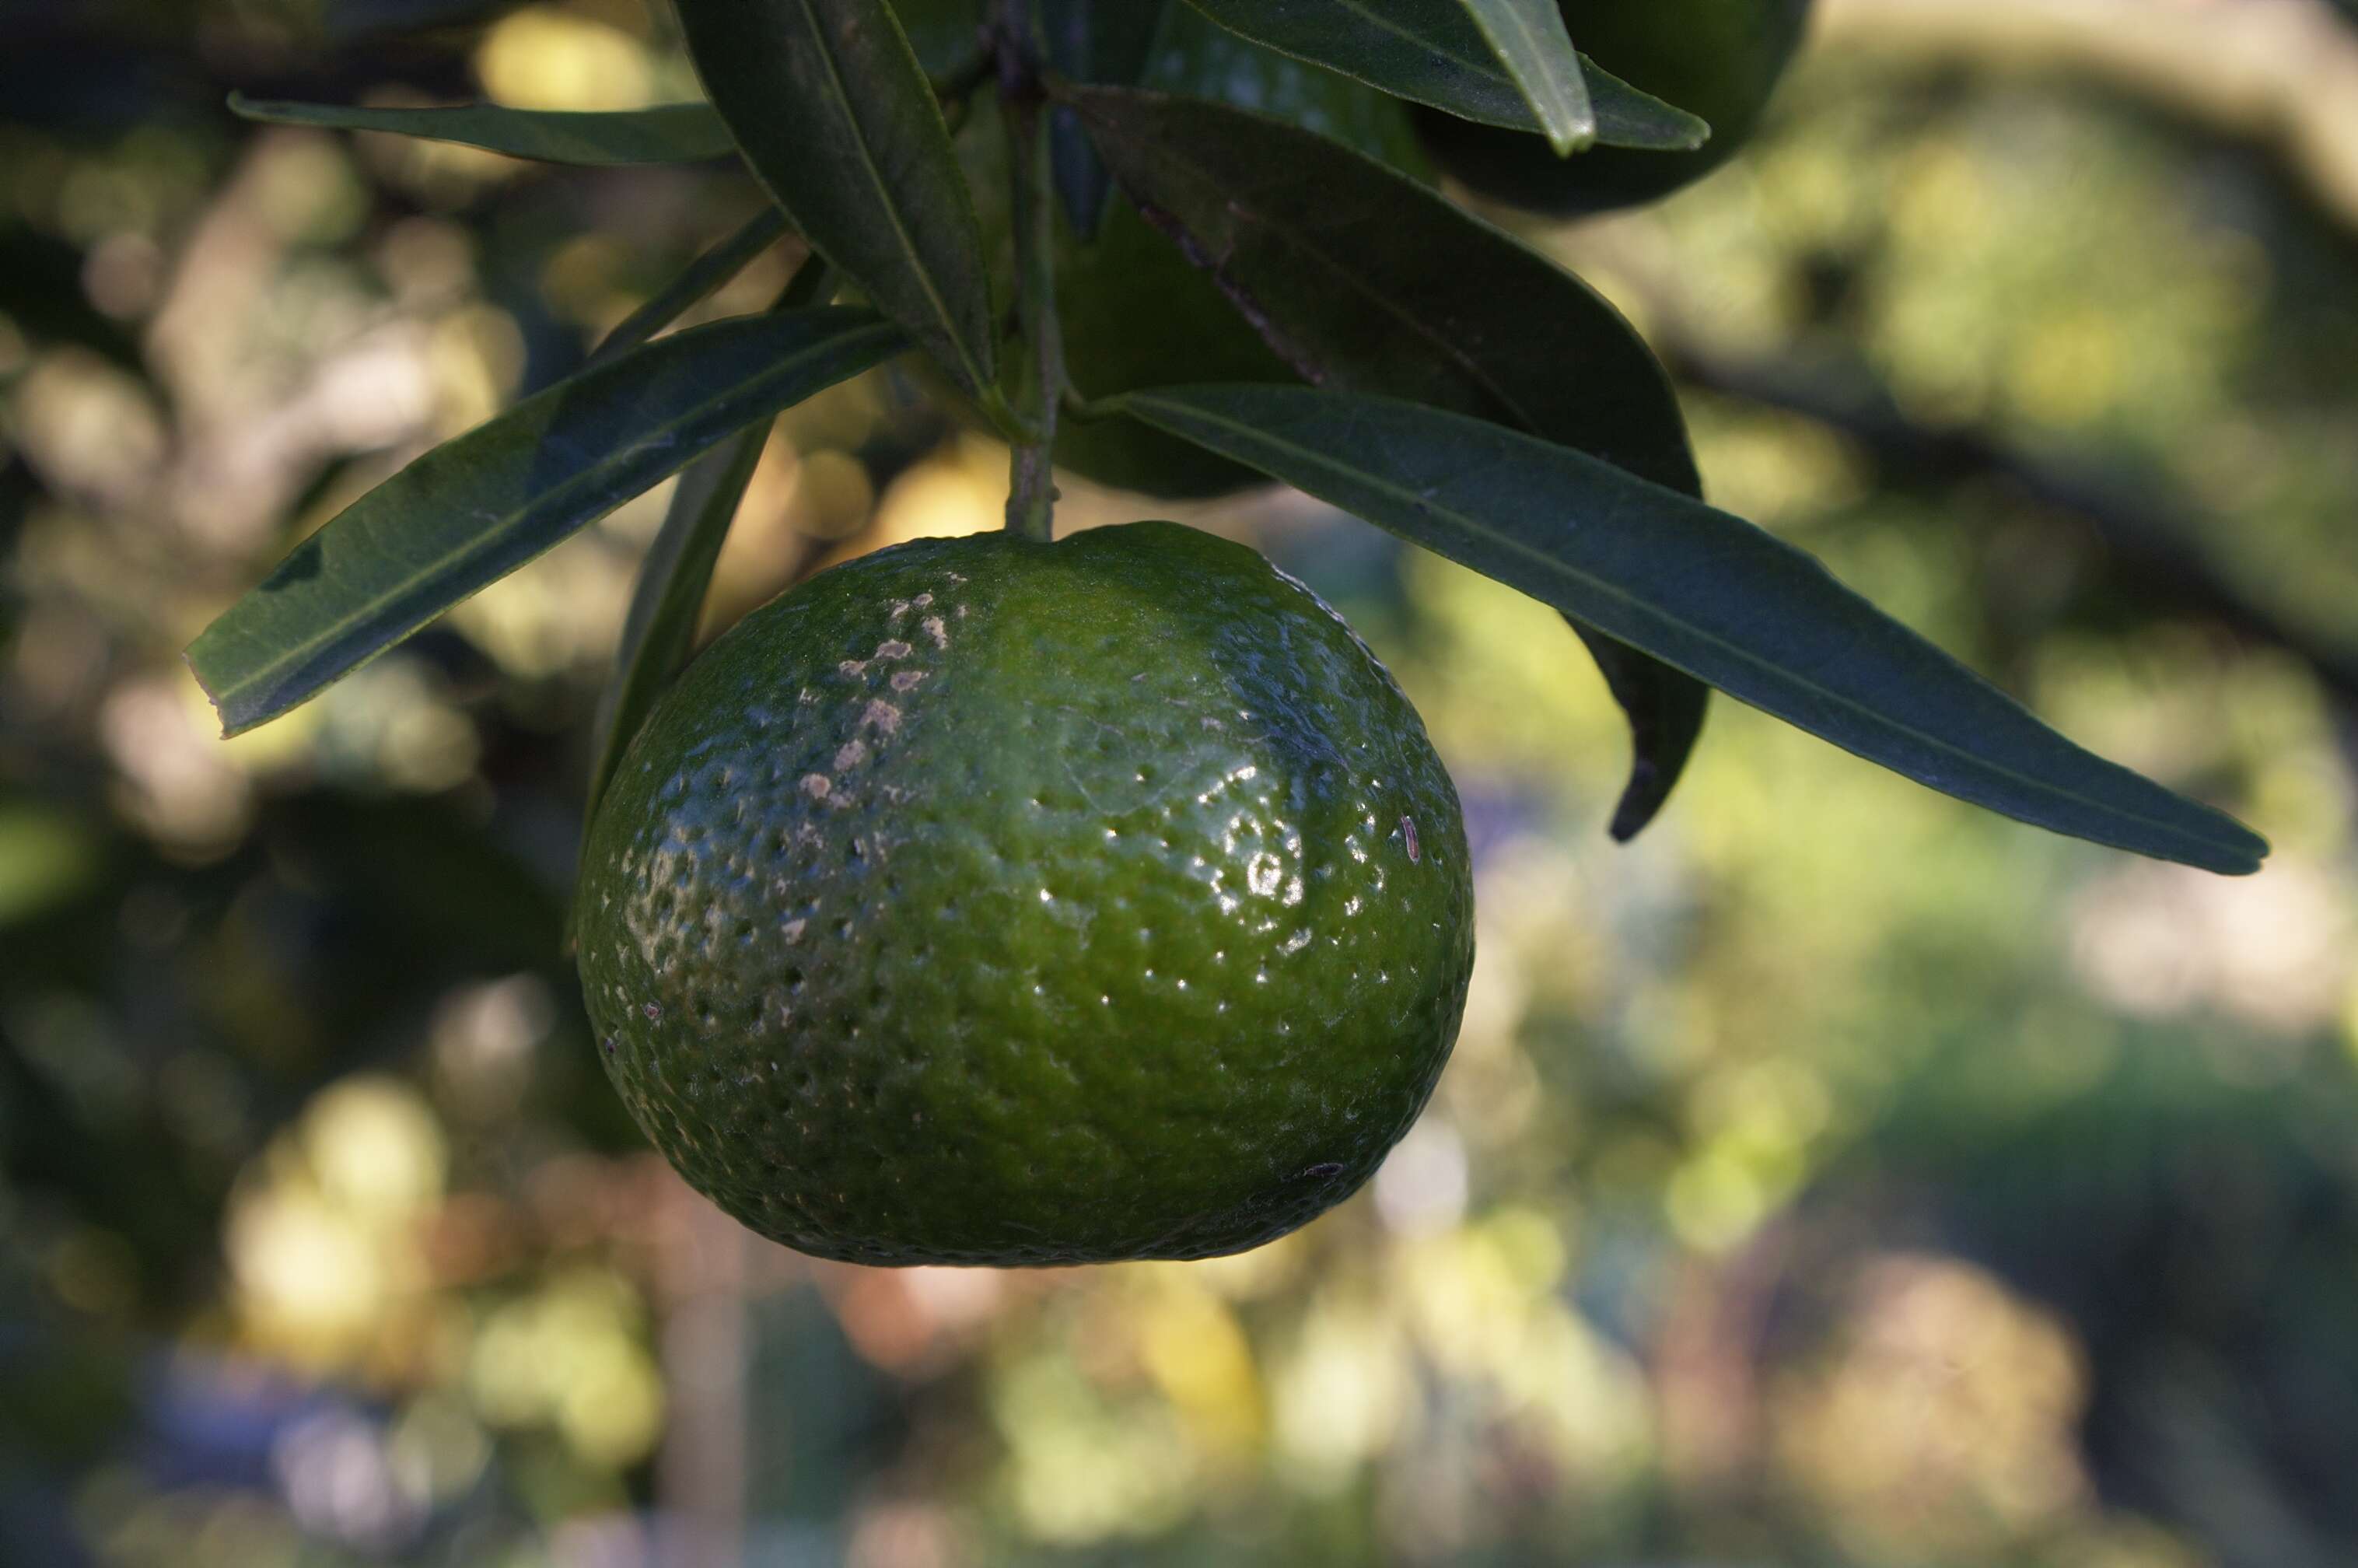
[574,523,1476,1266]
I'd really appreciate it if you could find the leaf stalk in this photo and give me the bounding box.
[994,0,1065,543]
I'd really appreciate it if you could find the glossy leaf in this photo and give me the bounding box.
[1457,0,1591,154]
[1059,83,1693,487]
[675,0,997,394]
[187,310,904,737]
[1113,385,2269,876]
[228,92,737,164]
[1177,0,1706,148]
[1041,0,1171,236]
[1059,82,1708,833]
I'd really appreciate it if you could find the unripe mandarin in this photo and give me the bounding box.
[576,523,1475,1265]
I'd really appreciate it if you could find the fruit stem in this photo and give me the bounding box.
[994,0,1064,544]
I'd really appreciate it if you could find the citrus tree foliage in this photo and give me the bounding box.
[185,0,2265,876]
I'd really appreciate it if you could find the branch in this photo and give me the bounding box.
[993,0,1065,541]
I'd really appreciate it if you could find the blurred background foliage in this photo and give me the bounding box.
[4,1,2358,1565]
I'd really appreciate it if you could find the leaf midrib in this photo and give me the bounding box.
[788,0,982,390]
[1085,92,1699,490]
[1132,393,2258,863]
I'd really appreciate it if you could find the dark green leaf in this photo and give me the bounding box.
[1457,0,1590,154]
[227,92,737,164]
[583,423,769,824]
[1177,0,1706,148]
[1058,82,1692,487]
[1569,625,1709,842]
[1112,385,2269,876]
[676,0,999,396]
[585,208,795,371]
[1580,66,1712,154]
[1042,0,1171,237]
[1058,82,1708,834]
[187,310,904,737]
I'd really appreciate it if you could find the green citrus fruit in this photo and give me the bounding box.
[575,523,1476,1265]
[898,0,1426,499]
[1415,0,1814,215]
